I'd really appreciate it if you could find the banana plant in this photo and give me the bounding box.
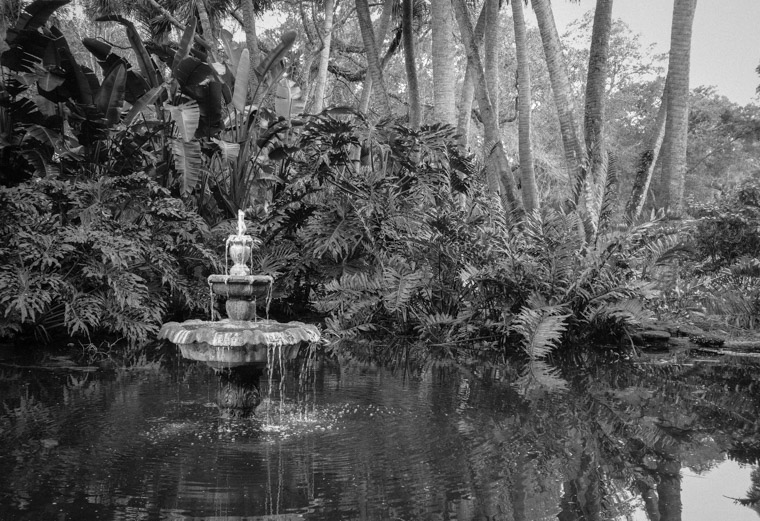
[203,30,299,218]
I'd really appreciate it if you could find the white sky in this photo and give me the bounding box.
[546,0,760,105]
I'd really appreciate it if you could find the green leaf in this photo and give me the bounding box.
[172,17,197,76]
[171,138,202,197]
[124,84,165,125]
[166,100,200,141]
[12,0,70,35]
[94,63,127,126]
[96,15,160,88]
[232,48,250,113]
[211,138,240,162]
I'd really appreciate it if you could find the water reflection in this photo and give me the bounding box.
[0,352,759,520]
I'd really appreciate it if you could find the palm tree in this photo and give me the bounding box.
[456,6,486,151]
[402,0,421,127]
[626,76,669,221]
[358,0,394,115]
[531,0,586,196]
[355,0,392,116]
[312,0,334,114]
[511,0,539,212]
[580,0,614,233]
[452,0,522,214]
[660,0,698,216]
[430,0,456,126]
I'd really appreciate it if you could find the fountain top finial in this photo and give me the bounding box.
[236,209,246,238]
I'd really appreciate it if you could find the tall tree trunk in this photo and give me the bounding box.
[430,0,457,126]
[626,76,669,221]
[195,0,218,61]
[483,0,501,119]
[452,0,522,214]
[312,0,334,114]
[512,0,539,213]
[358,0,394,114]
[402,0,421,128]
[656,457,683,521]
[456,6,487,151]
[355,0,392,116]
[241,0,260,102]
[660,0,697,216]
[580,0,614,233]
[531,0,586,193]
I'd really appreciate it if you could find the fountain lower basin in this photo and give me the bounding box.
[159,319,320,368]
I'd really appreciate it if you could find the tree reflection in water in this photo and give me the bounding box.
[0,353,758,520]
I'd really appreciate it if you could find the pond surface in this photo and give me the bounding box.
[1,348,760,520]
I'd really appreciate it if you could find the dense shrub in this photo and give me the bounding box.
[0,174,219,345]
[689,180,760,267]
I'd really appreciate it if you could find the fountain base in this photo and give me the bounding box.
[159,319,320,368]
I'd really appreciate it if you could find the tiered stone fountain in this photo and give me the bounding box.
[159,211,320,415]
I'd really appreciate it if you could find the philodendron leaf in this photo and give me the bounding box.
[171,138,202,197]
[166,100,200,141]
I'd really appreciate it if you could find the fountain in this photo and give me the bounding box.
[159,210,321,415]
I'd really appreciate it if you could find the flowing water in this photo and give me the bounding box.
[0,347,759,520]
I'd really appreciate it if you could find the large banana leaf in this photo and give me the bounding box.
[10,0,70,37]
[171,138,203,197]
[232,48,250,113]
[82,37,149,104]
[171,17,197,76]
[254,31,297,82]
[220,29,243,72]
[124,85,165,125]
[96,15,160,88]
[166,101,200,141]
[94,63,127,127]
[211,138,240,162]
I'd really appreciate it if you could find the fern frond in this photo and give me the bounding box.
[511,305,569,361]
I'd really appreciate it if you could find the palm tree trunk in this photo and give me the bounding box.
[511,0,538,213]
[402,0,421,128]
[355,0,392,117]
[580,0,614,233]
[430,0,456,126]
[312,0,334,114]
[241,0,261,103]
[626,76,669,221]
[483,0,500,119]
[358,0,394,114]
[531,0,586,192]
[452,0,522,214]
[194,0,218,62]
[660,0,697,216]
[456,6,487,151]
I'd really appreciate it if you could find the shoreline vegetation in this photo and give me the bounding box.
[0,0,758,372]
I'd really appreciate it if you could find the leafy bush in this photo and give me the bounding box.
[690,180,760,267]
[0,174,219,345]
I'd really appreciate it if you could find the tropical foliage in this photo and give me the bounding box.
[0,174,217,344]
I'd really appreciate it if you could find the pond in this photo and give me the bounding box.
[1,346,759,520]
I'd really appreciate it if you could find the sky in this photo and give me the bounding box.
[546,0,760,105]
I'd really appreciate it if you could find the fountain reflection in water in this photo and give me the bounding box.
[159,210,320,416]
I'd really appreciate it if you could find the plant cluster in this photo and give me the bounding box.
[0,174,218,345]
[259,110,660,367]
[674,180,760,328]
